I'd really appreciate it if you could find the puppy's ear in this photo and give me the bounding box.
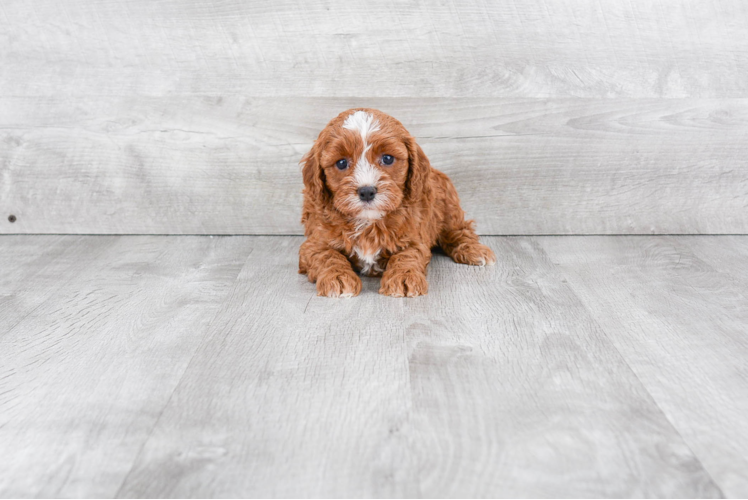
[405,137,431,203]
[301,142,330,205]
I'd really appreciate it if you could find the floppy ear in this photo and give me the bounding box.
[301,142,330,205]
[405,137,431,203]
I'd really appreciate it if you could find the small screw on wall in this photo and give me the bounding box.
[8,215,16,223]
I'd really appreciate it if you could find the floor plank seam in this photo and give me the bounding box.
[402,339,421,499]
[112,378,181,498]
[302,291,315,314]
[553,270,728,498]
[112,247,256,497]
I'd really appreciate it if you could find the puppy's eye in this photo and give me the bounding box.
[335,159,349,170]
[381,154,394,165]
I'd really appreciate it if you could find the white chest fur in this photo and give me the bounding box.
[352,246,383,276]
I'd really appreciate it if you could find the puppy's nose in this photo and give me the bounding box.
[358,186,377,202]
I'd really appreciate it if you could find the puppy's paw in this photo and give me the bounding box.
[450,243,496,267]
[316,270,362,298]
[379,269,428,297]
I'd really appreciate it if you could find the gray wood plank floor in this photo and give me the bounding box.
[1,235,746,497]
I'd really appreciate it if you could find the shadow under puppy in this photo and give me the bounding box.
[299,108,495,297]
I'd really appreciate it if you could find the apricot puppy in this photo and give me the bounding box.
[299,108,495,297]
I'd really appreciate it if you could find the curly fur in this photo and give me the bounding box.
[299,108,495,297]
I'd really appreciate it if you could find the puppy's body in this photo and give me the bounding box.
[299,108,495,297]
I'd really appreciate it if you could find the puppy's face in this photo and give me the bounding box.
[303,109,426,222]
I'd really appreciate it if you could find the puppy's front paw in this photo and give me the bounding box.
[379,269,428,297]
[316,270,362,298]
[451,243,496,267]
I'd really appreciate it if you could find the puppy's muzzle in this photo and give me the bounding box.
[358,186,377,202]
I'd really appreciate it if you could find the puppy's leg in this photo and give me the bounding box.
[439,220,496,266]
[379,244,431,297]
[433,171,496,267]
[299,239,362,298]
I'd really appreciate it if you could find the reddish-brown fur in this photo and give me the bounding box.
[299,108,495,297]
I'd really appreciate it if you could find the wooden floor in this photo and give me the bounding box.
[1,235,747,498]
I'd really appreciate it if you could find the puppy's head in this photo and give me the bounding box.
[301,108,430,221]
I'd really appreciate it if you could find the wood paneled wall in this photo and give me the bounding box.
[2,0,747,234]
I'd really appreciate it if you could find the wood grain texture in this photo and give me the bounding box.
[1,0,747,98]
[114,237,420,498]
[684,235,748,286]
[0,236,248,497]
[394,238,720,497]
[2,97,747,235]
[2,235,746,495]
[0,235,118,334]
[114,236,719,497]
[540,235,748,497]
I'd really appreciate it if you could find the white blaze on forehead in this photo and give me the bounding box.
[342,111,380,141]
[343,111,381,188]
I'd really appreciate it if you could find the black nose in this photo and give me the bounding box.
[358,186,377,202]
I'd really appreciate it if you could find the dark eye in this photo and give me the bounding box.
[335,159,348,170]
[381,154,394,165]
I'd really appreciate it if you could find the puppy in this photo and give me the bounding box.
[299,108,495,297]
